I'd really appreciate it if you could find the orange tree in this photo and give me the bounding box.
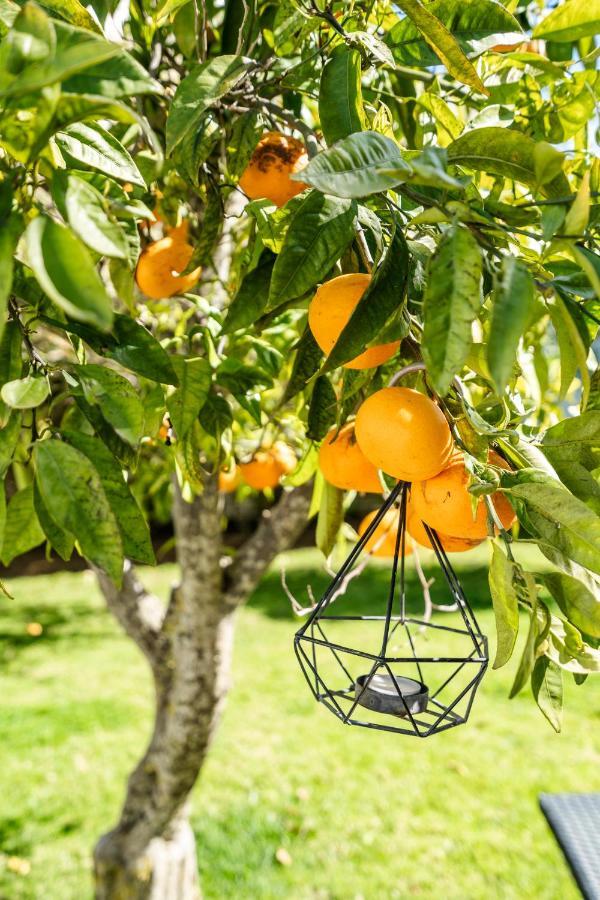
[1,0,600,895]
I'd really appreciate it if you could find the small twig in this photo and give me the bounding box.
[412,543,435,629]
[355,225,374,273]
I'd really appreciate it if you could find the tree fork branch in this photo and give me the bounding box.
[94,561,166,669]
[225,482,313,607]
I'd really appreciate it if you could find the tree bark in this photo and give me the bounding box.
[93,480,312,899]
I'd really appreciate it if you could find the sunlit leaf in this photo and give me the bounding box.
[319,45,367,146]
[422,225,483,395]
[34,439,123,583]
[269,192,356,307]
[24,215,114,331]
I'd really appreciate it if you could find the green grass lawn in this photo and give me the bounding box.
[0,545,599,899]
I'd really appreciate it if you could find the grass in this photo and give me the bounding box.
[0,545,599,899]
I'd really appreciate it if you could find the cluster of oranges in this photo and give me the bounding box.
[219,441,297,493]
[319,387,515,558]
[135,132,307,300]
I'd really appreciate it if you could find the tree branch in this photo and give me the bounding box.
[94,561,166,668]
[225,482,313,607]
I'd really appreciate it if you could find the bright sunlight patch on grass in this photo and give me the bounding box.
[0,546,599,899]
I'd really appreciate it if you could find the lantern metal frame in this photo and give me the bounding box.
[294,481,489,738]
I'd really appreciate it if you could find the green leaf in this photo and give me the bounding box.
[307,376,337,442]
[488,542,519,668]
[0,410,21,477]
[541,572,600,639]
[0,0,20,36]
[0,484,45,565]
[1,375,49,409]
[447,128,571,199]
[168,356,212,439]
[322,225,409,372]
[24,215,114,331]
[564,170,590,236]
[294,131,411,199]
[316,481,345,558]
[51,92,143,134]
[283,328,323,402]
[510,601,543,698]
[0,2,55,85]
[533,0,600,42]
[392,0,488,94]
[542,412,600,515]
[111,316,178,386]
[319,45,366,147]
[55,122,145,187]
[198,391,232,438]
[531,657,562,732]
[0,19,120,98]
[37,0,100,32]
[0,217,20,345]
[51,171,128,260]
[269,193,356,307]
[226,108,264,180]
[532,141,565,188]
[62,51,161,97]
[388,0,522,66]
[0,321,23,426]
[546,615,600,674]
[547,293,590,402]
[33,480,74,561]
[422,225,483,395]
[76,364,145,445]
[222,253,275,334]
[504,476,600,575]
[34,439,123,583]
[487,257,535,393]
[0,481,5,557]
[63,430,155,565]
[167,54,250,155]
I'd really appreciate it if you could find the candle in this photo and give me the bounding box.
[355,673,428,717]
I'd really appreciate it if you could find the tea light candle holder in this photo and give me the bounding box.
[294,480,488,738]
[355,673,429,717]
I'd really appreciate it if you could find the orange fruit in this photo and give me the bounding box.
[239,132,308,207]
[406,505,483,553]
[219,462,241,493]
[271,441,297,475]
[358,509,413,558]
[308,273,401,370]
[319,423,381,493]
[355,387,454,482]
[136,222,201,299]
[239,442,297,490]
[491,39,544,53]
[410,450,516,540]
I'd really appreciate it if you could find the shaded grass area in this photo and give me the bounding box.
[0,546,598,899]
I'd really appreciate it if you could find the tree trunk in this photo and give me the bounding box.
[93,480,312,899]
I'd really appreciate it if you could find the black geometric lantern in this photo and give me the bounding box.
[294,481,488,737]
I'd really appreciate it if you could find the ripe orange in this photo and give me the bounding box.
[355,387,454,482]
[135,222,201,299]
[358,509,413,558]
[410,450,516,540]
[319,423,381,493]
[308,274,401,370]
[406,506,483,553]
[239,442,297,490]
[218,462,241,493]
[239,132,308,207]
